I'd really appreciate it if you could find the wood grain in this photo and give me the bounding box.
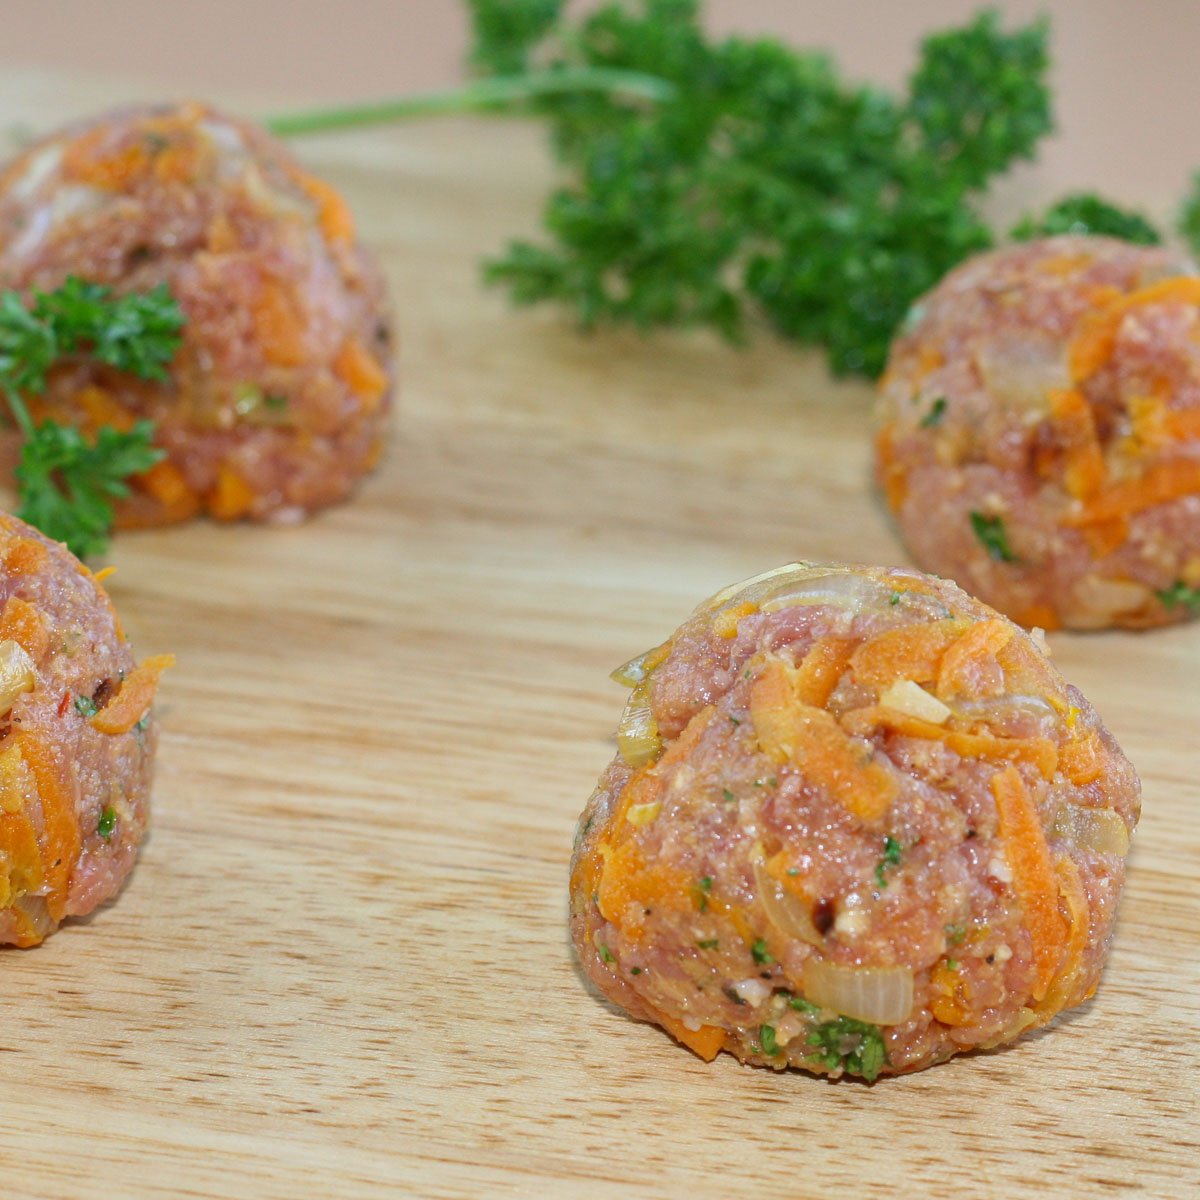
[0,73,1194,1199]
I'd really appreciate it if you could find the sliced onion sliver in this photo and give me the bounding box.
[753,859,823,947]
[879,679,951,725]
[1052,804,1130,857]
[802,959,915,1026]
[617,694,661,768]
[12,894,53,941]
[611,650,655,688]
[0,639,35,718]
[760,570,892,616]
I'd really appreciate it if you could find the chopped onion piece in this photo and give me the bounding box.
[753,859,823,947]
[975,335,1071,411]
[617,693,661,768]
[1052,804,1130,856]
[704,562,823,610]
[12,894,53,940]
[0,639,36,717]
[879,679,951,725]
[1069,576,1153,629]
[760,570,891,615]
[802,959,915,1025]
[611,649,655,688]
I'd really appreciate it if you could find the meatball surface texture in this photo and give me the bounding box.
[570,563,1140,1079]
[0,101,393,526]
[876,235,1200,629]
[0,513,167,946]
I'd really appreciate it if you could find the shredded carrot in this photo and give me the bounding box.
[654,1011,727,1061]
[76,385,135,434]
[990,766,1068,1002]
[712,600,758,640]
[914,343,944,381]
[1048,388,1105,501]
[1064,459,1200,525]
[296,172,357,246]
[1070,276,1200,383]
[16,729,81,923]
[333,337,389,410]
[0,596,49,663]
[0,743,42,914]
[930,960,972,1026]
[843,706,1058,779]
[89,654,174,735]
[1039,252,1095,277]
[1162,407,1200,442]
[152,139,205,184]
[252,279,308,367]
[63,128,150,189]
[1079,515,1130,558]
[137,458,198,510]
[850,619,963,693]
[1036,855,1092,1015]
[93,566,116,584]
[792,636,855,707]
[935,619,1013,702]
[1059,732,1103,786]
[3,537,48,576]
[1015,602,1061,632]
[875,426,908,511]
[208,464,257,521]
[751,660,896,823]
[206,212,239,254]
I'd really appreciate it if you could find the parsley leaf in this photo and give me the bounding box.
[751,937,773,965]
[0,278,182,558]
[97,806,116,839]
[1156,580,1200,613]
[759,1024,779,1056]
[875,834,903,889]
[969,511,1017,563]
[1011,193,1161,245]
[919,396,947,428]
[807,1015,889,1082]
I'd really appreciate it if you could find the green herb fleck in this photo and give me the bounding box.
[945,922,967,946]
[768,778,778,788]
[919,396,948,428]
[946,958,959,971]
[969,511,1017,563]
[695,875,713,912]
[875,835,903,889]
[97,806,116,839]
[889,591,902,606]
[598,943,615,964]
[751,938,774,965]
[1156,580,1200,614]
[789,996,820,1015]
[722,788,735,803]
[760,1024,779,1056]
[807,1016,889,1082]
[729,715,741,727]
[697,938,720,950]
[630,966,642,975]
[74,694,99,718]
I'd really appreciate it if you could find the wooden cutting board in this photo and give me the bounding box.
[0,74,1195,1199]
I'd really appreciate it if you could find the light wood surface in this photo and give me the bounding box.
[0,72,1195,1199]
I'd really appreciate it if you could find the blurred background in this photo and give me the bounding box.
[0,1,1197,219]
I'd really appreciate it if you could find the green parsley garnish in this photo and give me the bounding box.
[1011,193,1161,245]
[919,396,947,428]
[695,875,713,912]
[807,1016,889,1082]
[759,1024,779,1056]
[875,835,903,889]
[889,591,903,606]
[97,806,116,839]
[751,938,773,965]
[1156,580,1200,613]
[598,943,615,964]
[74,694,99,718]
[697,938,719,950]
[969,511,1017,563]
[789,995,820,1015]
[630,966,642,975]
[946,958,959,971]
[945,922,967,946]
[722,787,735,803]
[0,278,182,557]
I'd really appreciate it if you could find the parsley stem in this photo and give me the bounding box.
[264,68,675,137]
[4,385,34,440]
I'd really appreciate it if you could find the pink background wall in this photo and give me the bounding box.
[3,1,1198,217]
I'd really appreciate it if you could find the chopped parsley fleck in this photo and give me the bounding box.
[760,1024,779,1056]
[969,511,1017,563]
[697,938,720,950]
[1156,580,1200,613]
[695,875,713,912]
[945,922,967,945]
[768,778,778,788]
[74,695,98,718]
[751,938,774,965]
[807,1016,888,1082]
[630,966,642,975]
[264,393,289,411]
[789,996,820,1015]
[598,943,615,964]
[97,806,116,839]
[729,715,741,726]
[919,396,948,428]
[722,787,735,803]
[889,591,902,606]
[875,835,903,889]
[946,958,960,971]
[786,867,801,876]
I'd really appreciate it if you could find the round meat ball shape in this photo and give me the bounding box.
[570,563,1140,1079]
[0,101,393,526]
[875,235,1200,630]
[0,513,168,946]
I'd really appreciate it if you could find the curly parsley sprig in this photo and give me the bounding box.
[0,278,183,558]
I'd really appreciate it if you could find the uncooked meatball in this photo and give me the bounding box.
[0,512,168,946]
[570,563,1139,1079]
[875,235,1200,629]
[0,101,393,526]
